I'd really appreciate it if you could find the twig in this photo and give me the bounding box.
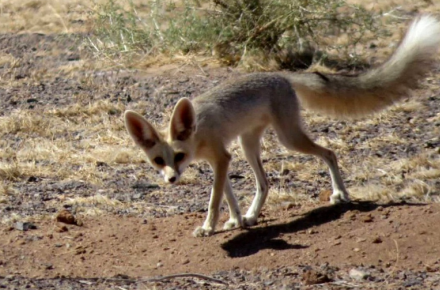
[390,238,400,274]
[330,280,361,288]
[212,0,229,10]
[98,273,228,285]
[141,273,228,285]
[48,5,69,33]
[87,37,100,53]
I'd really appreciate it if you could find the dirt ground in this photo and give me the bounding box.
[2,2,440,289]
[2,202,440,289]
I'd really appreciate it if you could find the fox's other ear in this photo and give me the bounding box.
[124,110,160,149]
[170,98,196,141]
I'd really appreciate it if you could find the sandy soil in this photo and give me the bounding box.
[2,202,440,289]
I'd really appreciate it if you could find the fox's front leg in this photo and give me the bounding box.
[222,179,243,230]
[193,152,231,237]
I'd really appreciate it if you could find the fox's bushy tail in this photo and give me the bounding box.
[288,15,440,118]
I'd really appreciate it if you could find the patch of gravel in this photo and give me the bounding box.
[2,265,440,289]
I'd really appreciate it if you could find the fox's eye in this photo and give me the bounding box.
[153,157,165,166]
[174,152,185,163]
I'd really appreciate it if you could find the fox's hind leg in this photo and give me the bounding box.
[273,115,350,204]
[239,126,270,226]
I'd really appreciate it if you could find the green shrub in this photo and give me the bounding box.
[89,0,390,70]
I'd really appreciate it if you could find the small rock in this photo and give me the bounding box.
[56,225,69,233]
[282,202,295,210]
[132,193,142,200]
[56,210,77,225]
[264,281,275,286]
[372,236,383,244]
[67,54,80,61]
[345,211,357,221]
[27,176,39,182]
[356,238,367,243]
[26,235,43,242]
[349,268,369,281]
[131,182,159,190]
[96,161,108,167]
[43,263,54,270]
[319,190,332,202]
[15,222,37,231]
[403,280,422,287]
[426,266,438,272]
[303,269,332,285]
[361,214,374,223]
[75,246,86,255]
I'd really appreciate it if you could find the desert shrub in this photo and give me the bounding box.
[89,0,390,70]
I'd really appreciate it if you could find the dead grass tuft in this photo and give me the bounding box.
[0,161,24,181]
[66,193,123,208]
[0,99,134,185]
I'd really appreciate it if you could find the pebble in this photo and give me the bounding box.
[303,269,332,285]
[56,226,68,233]
[56,210,77,225]
[349,268,369,281]
[362,214,374,223]
[372,236,383,244]
[15,222,37,231]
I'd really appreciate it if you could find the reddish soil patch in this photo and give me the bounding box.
[2,202,439,285]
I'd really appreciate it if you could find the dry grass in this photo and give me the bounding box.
[0,0,156,35]
[64,194,127,216]
[0,100,143,185]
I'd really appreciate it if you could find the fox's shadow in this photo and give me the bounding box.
[221,201,423,258]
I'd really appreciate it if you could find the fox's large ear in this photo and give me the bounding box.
[170,98,196,141]
[124,110,160,149]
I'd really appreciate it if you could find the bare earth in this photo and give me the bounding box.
[1,19,440,290]
[2,201,440,289]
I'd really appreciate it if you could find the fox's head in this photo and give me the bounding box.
[124,98,197,184]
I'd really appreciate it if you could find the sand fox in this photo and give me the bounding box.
[125,16,440,237]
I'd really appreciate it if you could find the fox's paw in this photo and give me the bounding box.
[242,215,258,227]
[330,191,351,204]
[223,217,243,230]
[192,226,214,237]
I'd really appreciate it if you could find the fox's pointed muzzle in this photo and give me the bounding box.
[162,166,180,184]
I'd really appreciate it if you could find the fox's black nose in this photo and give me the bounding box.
[168,176,177,183]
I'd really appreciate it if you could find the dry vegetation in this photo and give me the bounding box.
[0,0,440,226]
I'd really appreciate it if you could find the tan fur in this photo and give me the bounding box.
[125,16,440,237]
[289,16,440,118]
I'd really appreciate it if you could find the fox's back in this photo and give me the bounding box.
[192,73,300,143]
